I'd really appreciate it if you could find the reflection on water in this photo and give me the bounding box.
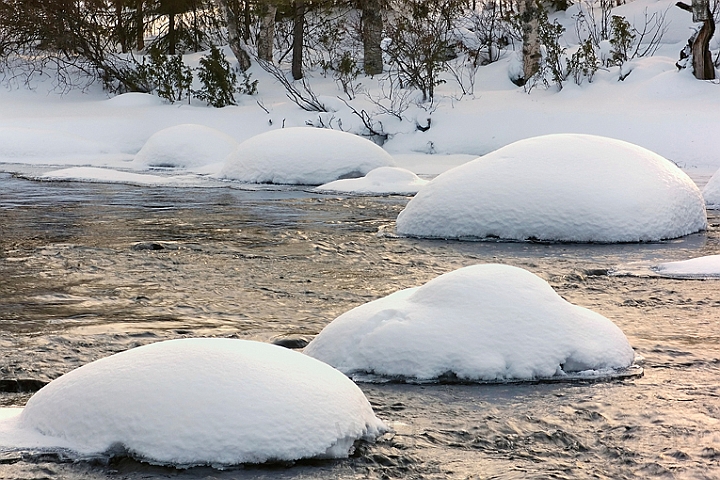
[1,173,719,479]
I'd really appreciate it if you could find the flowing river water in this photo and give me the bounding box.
[0,172,719,479]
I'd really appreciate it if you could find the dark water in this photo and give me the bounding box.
[1,172,719,479]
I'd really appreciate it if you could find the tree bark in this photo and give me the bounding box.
[216,0,252,71]
[520,0,541,84]
[676,0,716,80]
[692,8,715,79]
[361,0,383,75]
[136,0,145,50]
[291,0,305,80]
[168,11,176,54]
[257,2,277,62]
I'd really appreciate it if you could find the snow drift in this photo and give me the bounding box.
[220,127,395,185]
[655,255,720,278]
[0,338,385,467]
[396,134,707,243]
[304,264,636,382]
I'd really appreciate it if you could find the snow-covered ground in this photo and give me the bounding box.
[0,0,718,190]
[0,339,386,467]
[304,264,637,382]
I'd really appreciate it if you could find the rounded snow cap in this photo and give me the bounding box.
[133,124,238,169]
[305,264,637,383]
[396,134,706,242]
[15,339,385,467]
[220,127,395,185]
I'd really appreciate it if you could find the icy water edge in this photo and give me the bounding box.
[0,173,719,479]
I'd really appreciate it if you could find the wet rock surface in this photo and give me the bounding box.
[0,175,719,479]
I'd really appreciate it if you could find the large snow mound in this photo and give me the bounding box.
[315,167,428,195]
[304,264,636,382]
[0,339,385,467]
[702,168,720,208]
[654,255,720,278]
[396,134,707,243]
[133,124,238,170]
[220,127,395,185]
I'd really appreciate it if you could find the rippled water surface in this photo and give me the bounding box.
[1,173,719,479]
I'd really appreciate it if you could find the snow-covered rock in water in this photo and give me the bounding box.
[655,255,720,277]
[396,134,707,243]
[133,124,238,170]
[304,264,636,382]
[220,127,395,185]
[0,338,385,467]
[315,167,428,195]
[702,167,720,208]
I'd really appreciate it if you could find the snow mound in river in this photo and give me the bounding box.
[133,124,238,170]
[316,166,428,195]
[0,339,385,467]
[396,134,707,242]
[220,127,395,185]
[304,264,636,382]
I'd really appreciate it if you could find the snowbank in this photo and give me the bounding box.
[304,264,636,382]
[702,168,720,208]
[396,134,707,243]
[133,124,238,171]
[0,339,385,467]
[655,255,720,277]
[0,127,109,162]
[220,127,395,185]
[315,167,428,195]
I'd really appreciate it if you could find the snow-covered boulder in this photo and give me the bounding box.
[0,339,385,467]
[315,167,428,195]
[133,124,238,170]
[220,127,395,185]
[304,264,636,382]
[655,255,720,278]
[702,168,720,208]
[396,134,707,243]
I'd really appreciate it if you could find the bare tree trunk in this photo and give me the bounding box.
[258,2,277,62]
[692,4,715,79]
[676,0,716,80]
[216,0,252,71]
[243,0,251,42]
[115,1,128,53]
[136,0,145,50]
[168,11,176,54]
[361,0,383,75]
[520,0,541,83]
[292,0,305,80]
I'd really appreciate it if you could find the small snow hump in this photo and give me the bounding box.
[396,134,707,243]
